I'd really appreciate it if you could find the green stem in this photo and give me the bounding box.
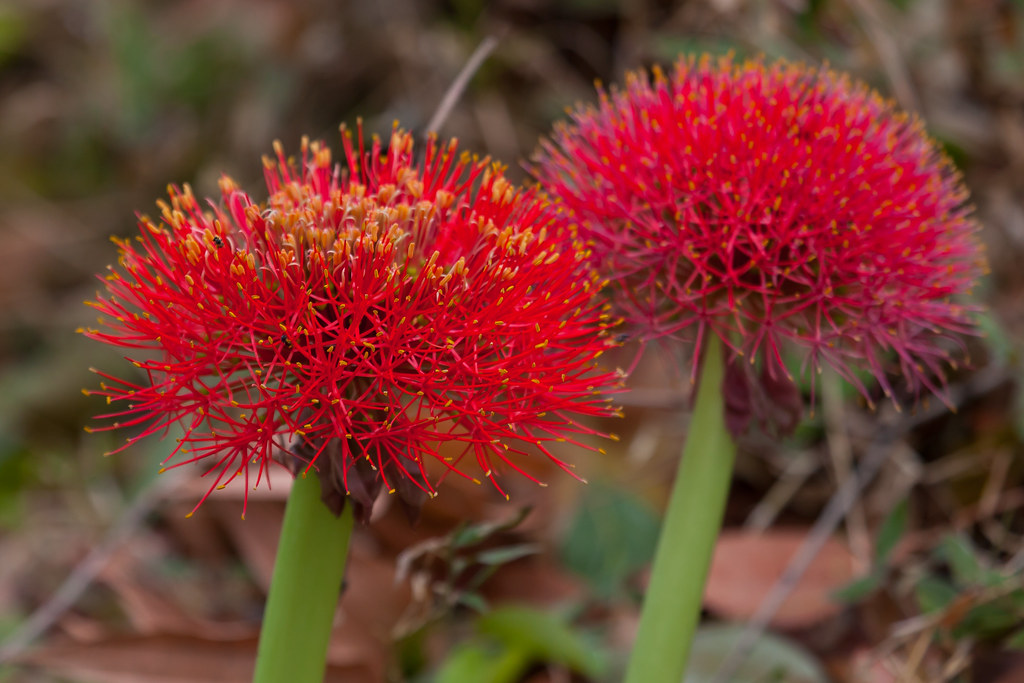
[624,336,736,683]
[253,470,354,683]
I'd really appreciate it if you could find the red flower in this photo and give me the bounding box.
[533,54,986,407]
[82,125,620,519]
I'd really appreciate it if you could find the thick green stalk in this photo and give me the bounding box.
[624,336,736,683]
[253,470,354,683]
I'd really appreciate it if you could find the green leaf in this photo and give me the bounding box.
[939,534,984,586]
[832,573,882,604]
[974,310,1013,366]
[1004,626,1024,651]
[561,482,659,597]
[435,642,530,683]
[476,606,607,678]
[456,592,490,614]
[980,568,1016,589]
[958,602,1023,639]
[874,499,908,566]
[683,624,829,683]
[916,577,959,613]
[474,544,540,566]
[451,507,531,548]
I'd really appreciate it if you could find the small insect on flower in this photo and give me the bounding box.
[82,123,621,520]
[533,54,987,429]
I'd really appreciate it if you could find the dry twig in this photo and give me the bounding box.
[424,36,500,137]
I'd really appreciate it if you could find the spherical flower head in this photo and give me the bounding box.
[82,124,621,520]
[533,54,987,423]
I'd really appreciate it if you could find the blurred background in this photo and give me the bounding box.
[0,0,1022,681]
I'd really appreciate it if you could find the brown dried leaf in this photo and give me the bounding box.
[18,633,259,683]
[704,528,855,628]
[18,632,376,683]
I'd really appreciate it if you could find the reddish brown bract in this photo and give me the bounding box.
[533,54,986,403]
[83,126,619,518]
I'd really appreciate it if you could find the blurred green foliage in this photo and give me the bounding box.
[560,481,660,599]
[433,606,607,683]
[916,534,1024,646]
